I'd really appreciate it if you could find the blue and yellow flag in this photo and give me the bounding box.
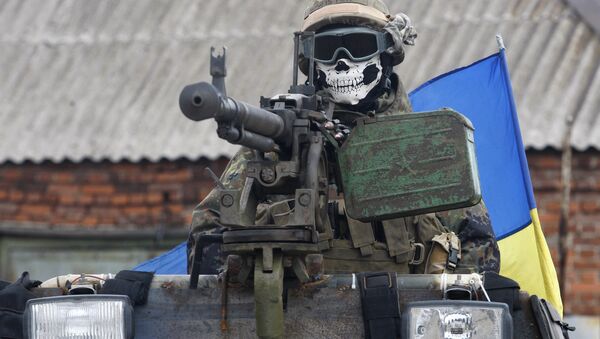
[409,49,562,313]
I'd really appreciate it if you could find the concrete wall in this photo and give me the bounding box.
[0,227,185,281]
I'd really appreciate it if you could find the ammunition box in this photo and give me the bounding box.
[338,109,481,221]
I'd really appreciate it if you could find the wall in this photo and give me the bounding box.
[528,150,600,316]
[0,231,184,281]
[0,150,598,315]
[0,158,229,229]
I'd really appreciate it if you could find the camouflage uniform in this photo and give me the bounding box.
[186,72,501,275]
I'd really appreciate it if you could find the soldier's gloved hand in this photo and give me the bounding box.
[324,119,351,143]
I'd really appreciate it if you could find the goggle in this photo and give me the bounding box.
[304,27,393,64]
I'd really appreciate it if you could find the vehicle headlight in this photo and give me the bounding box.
[24,295,133,339]
[402,301,512,339]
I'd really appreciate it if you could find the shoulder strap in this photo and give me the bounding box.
[382,218,424,265]
[340,199,375,256]
[531,295,575,339]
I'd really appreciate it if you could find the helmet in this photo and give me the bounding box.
[300,0,414,74]
[302,0,392,32]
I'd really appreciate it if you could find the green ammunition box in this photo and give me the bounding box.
[338,109,481,221]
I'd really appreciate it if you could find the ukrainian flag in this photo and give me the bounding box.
[409,48,563,314]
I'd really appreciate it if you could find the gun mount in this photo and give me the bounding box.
[179,38,334,338]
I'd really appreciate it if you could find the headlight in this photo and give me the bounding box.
[402,301,512,339]
[24,295,134,339]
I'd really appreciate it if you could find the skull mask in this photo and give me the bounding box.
[316,55,383,105]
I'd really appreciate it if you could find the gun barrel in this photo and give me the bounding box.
[179,82,222,122]
[179,82,286,151]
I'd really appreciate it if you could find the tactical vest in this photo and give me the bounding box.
[253,197,463,275]
[320,200,462,274]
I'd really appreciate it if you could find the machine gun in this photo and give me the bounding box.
[179,32,483,338]
[179,33,339,338]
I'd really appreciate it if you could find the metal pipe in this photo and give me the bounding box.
[558,114,574,302]
[220,97,285,138]
[293,32,300,87]
[324,273,483,290]
[555,53,597,306]
[306,32,315,87]
[217,126,277,152]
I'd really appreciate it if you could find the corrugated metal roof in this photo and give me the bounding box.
[0,0,598,163]
[566,0,600,35]
[394,0,600,151]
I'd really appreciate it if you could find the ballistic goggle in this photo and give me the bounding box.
[304,27,393,64]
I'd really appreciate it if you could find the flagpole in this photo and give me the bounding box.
[496,34,505,50]
[496,35,536,206]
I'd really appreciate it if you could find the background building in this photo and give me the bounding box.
[0,0,598,329]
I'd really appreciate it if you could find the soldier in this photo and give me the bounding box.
[187,0,500,276]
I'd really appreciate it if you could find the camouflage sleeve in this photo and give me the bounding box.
[189,146,255,230]
[394,74,412,113]
[435,200,501,273]
[186,147,255,273]
[377,73,413,115]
